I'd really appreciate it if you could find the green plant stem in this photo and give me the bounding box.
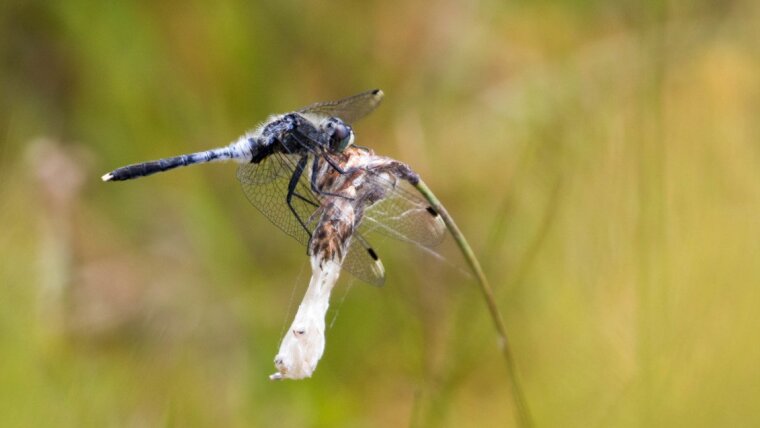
[414,180,532,428]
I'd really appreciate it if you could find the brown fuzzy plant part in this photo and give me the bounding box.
[269,147,421,380]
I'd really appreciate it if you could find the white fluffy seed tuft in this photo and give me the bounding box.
[270,257,342,380]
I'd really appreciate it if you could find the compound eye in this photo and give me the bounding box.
[323,118,353,151]
[333,122,350,142]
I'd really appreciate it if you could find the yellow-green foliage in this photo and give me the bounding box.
[1,1,759,426]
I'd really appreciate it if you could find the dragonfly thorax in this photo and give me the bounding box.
[249,113,354,163]
[247,113,325,163]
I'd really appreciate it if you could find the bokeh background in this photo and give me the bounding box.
[2,0,759,426]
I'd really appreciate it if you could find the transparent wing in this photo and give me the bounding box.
[237,153,386,286]
[358,172,447,250]
[298,89,384,124]
[237,153,317,246]
[342,234,385,287]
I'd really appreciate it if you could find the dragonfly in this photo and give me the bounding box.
[102,90,446,286]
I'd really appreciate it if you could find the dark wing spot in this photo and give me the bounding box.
[426,206,439,216]
[367,247,379,260]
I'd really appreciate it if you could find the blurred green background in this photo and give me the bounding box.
[2,0,759,426]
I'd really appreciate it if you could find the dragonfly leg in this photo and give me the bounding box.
[309,155,354,200]
[321,152,349,174]
[285,128,353,179]
[352,144,373,153]
[286,155,315,239]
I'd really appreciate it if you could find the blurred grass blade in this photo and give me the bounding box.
[414,180,532,428]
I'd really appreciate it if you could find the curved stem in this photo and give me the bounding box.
[414,180,533,428]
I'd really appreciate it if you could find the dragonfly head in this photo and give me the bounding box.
[321,117,354,152]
